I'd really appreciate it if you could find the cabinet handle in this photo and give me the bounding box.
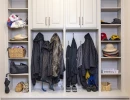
[79,17,80,25]
[49,17,50,26]
[82,17,83,25]
[45,17,47,26]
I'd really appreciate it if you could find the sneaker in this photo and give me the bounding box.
[66,86,71,92]
[72,85,77,92]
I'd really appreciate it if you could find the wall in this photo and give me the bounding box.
[124,0,130,96]
[0,0,6,99]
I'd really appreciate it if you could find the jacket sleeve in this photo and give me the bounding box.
[59,49,65,79]
[31,42,36,86]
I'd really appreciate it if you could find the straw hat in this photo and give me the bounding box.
[103,44,117,52]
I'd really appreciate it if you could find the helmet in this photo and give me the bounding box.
[110,35,120,40]
[101,33,108,40]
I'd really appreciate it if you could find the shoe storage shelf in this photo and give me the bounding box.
[2,0,129,99]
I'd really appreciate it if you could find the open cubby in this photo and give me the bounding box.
[8,0,28,8]
[31,30,64,92]
[8,59,28,73]
[101,43,121,57]
[101,76,121,91]
[9,75,29,92]
[8,43,28,58]
[101,0,121,8]
[8,28,28,41]
[101,12,121,23]
[101,59,121,73]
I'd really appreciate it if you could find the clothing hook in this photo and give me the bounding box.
[68,41,69,45]
[73,33,74,38]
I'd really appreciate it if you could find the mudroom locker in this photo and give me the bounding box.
[0,0,130,100]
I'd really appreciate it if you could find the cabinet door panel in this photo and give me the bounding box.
[49,0,63,28]
[32,0,48,28]
[81,0,97,28]
[66,0,80,28]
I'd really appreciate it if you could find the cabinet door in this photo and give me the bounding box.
[66,0,81,28]
[81,0,97,28]
[32,0,48,28]
[48,0,63,28]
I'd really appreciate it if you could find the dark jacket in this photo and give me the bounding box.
[82,33,98,89]
[66,45,71,86]
[82,33,98,75]
[66,38,78,86]
[41,41,50,81]
[70,38,78,85]
[31,32,44,86]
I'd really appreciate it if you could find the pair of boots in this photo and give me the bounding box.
[66,85,77,92]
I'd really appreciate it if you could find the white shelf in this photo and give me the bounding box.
[1,90,129,99]
[101,24,121,28]
[101,57,121,59]
[8,8,28,12]
[101,7,121,12]
[9,73,29,76]
[8,41,28,43]
[101,41,121,43]
[8,57,28,60]
[101,73,121,76]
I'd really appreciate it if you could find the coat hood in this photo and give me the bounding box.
[34,32,44,42]
[71,38,77,49]
[84,33,91,40]
[50,33,61,43]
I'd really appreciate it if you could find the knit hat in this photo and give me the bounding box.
[103,44,117,52]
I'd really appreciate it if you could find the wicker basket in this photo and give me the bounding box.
[8,47,26,58]
[101,82,111,91]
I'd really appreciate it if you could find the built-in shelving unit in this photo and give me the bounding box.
[6,0,30,94]
[3,0,128,99]
[101,0,122,92]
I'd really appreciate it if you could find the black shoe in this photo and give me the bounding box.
[66,86,71,92]
[86,86,91,92]
[72,85,77,92]
[91,85,97,92]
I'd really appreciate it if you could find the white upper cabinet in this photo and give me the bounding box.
[66,0,80,28]
[66,0,97,28]
[33,0,48,28]
[49,0,63,28]
[32,0,63,29]
[81,0,97,28]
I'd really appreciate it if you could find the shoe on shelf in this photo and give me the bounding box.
[91,85,97,92]
[86,86,91,92]
[72,85,77,92]
[10,34,28,41]
[66,86,71,92]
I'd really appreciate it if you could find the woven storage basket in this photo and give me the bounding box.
[8,47,26,58]
[101,82,111,91]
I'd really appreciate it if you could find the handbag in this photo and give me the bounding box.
[10,61,28,74]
